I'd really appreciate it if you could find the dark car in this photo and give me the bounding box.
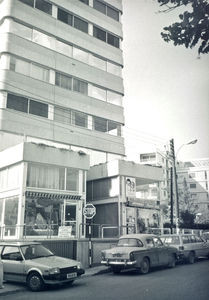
[101,234,178,274]
[0,241,85,291]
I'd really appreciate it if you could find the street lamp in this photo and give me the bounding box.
[170,139,198,234]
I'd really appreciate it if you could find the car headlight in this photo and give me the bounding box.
[130,252,135,261]
[48,267,60,274]
[77,262,81,269]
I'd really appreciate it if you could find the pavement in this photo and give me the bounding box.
[0,265,111,296]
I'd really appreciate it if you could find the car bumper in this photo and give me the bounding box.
[101,260,137,266]
[43,268,85,284]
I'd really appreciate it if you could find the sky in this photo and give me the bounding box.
[121,0,209,162]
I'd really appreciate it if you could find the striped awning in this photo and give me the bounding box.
[25,191,81,200]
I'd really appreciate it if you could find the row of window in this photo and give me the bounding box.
[1,19,122,77]
[6,93,122,136]
[0,54,122,106]
[19,0,121,48]
[79,0,120,22]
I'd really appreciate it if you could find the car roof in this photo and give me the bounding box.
[0,241,41,247]
[160,234,196,237]
[119,234,159,240]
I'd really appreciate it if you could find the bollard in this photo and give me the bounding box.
[0,259,3,289]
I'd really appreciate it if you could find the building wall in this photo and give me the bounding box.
[0,0,125,160]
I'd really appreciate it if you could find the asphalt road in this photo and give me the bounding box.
[3,259,209,300]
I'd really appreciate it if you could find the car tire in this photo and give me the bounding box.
[140,257,150,274]
[27,272,44,292]
[187,251,195,264]
[168,254,176,268]
[112,267,121,274]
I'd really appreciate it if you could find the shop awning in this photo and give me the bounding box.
[25,191,81,200]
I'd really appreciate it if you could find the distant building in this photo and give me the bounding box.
[138,150,171,228]
[176,158,209,223]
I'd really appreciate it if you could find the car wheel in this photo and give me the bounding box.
[188,251,195,264]
[140,257,150,274]
[168,254,176,268]
[27,272,44,292]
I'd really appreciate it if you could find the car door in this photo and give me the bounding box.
[145,238,159,266]
[194,235,209,257]
[153,237,169,266]
[1,246,25,282]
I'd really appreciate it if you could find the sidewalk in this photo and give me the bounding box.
[0,265,111,296]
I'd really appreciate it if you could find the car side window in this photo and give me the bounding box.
[190,235,197,243]
[1,246,22,260]
[153,237,163,247]
[182,236,190,244]
[146,238,154,248]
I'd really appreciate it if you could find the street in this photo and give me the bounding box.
[3,259,209,300]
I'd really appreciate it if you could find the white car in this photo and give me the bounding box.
[0,241,85,291]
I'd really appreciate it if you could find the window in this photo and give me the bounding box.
[33,29,54,48]
[10,57,30,76]
[190,183,196,189]
[93,26,106,42]
[153,237,163,246]
[93,0,119,21]
[90,55,106,71]
[73,48,89,64]
[79,0,89,4]
[93,0,106,14]
[66,168,79,191]
[73,78,88,94]
[58,8,73,25]
[90,85,106,101]
[2,247,21,260]
[35,0,52,15]
[146,238,154,248]
[74,16,88,33]
[31,63,49,82]
[55,73,72,90]
[93,116,107,132]
[72,111,87,128]
[10,21,32,40]
[118,238,143,247]
[108,121,121,136]
[54,106,71,124]
[107,90,122,106]
[4,197,19,236]
[19,0,34,7]
[107,33,119,48]
[107,6,119,21]
[7,93,28,113]
[56,40,73,57]
[107,61,122,76]
[182,236,190,244]
[29,100,48,118]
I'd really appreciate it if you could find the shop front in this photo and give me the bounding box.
[0,142,89,240]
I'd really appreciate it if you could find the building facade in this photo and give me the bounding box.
[0,0,125,239]
[177,158,209,224]
[139,150,171,228]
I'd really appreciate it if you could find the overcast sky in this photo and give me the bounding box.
[121,0,209,162]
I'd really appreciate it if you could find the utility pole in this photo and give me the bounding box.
[170,139,179,233]
[170,167,174,234]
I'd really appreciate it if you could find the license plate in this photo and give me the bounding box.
[67,272,77,279]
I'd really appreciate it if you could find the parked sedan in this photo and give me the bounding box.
[101,234,178,274]
[0,241,85,291]
[160,234,209,264]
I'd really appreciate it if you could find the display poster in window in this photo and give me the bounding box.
[58,226,72,238]
[126,177,136,198]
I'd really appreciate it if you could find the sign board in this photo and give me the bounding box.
[58,226,72,238]
[83,203,96,219]
[126,177,136,198]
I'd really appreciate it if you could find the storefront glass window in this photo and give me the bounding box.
[4,197,19,236]
[66,168,79,191]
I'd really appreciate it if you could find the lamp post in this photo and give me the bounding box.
[170,139,197,234]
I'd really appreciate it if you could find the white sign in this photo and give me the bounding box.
[126,177,136,198]
[83,203,96,219]
[58,226,72,238]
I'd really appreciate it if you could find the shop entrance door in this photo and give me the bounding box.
[62,202,77,237]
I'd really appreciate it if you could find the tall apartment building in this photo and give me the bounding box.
[0,0,125,239]
[176,158,209,223]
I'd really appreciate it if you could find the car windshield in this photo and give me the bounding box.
[161,236,180,245]
[117,238,143,247]
[21,244,54,260]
